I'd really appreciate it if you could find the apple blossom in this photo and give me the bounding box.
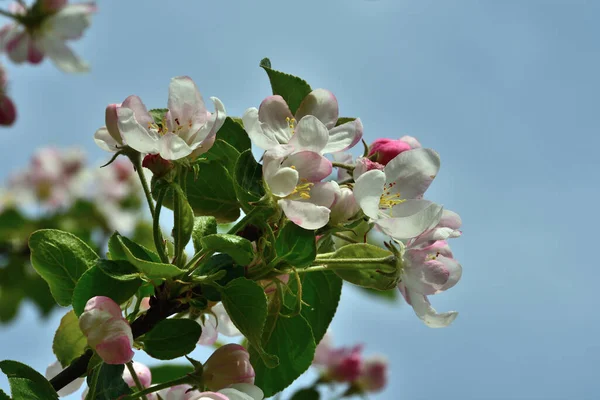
[45,360,84,397]
[352,157,384,181]
[93,103,126,152]
[203,344,255,391]
[328,181,360,225]
[198,302,241,346]
[0,1,96,73]
[162,384,263,400]
[116,76,226,160]
[398,210,463,327]
[243,89,363,154]
[353,147,444,240]
[357,356,388,392]
[78,296,134,364]
[0,63,16,126]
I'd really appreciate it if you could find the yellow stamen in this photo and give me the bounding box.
[286,117,297,135]
[379,182,405,216]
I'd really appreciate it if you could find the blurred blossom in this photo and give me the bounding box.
[0,63,16,126]
[45,360,84,397]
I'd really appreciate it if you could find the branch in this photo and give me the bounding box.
[50,299,190,392]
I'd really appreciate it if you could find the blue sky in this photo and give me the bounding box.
[1,0,600,399]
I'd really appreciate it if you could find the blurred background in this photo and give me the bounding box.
[1,0,600,399]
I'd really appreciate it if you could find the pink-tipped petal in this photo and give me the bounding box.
[295,88,339,129]
[258,95,294,144]
[322,118,363,154]
[281,151,332,182]
[118,107,159,154]
[288,115,329,153]
[383,148,440,199]
[243,107,279,151]
[278,199,331,230]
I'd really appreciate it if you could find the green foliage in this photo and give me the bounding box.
[173,189,195,259]
[234,150,267,213]
[200,234,254,265]
[201,139,240,173]
[149,364,194,384]
[214,117,252,153]
[291,388,321,400]
[260,58,312,114]
[0,388,9,400]
[196,254,246,301]
[220,278,277,367]
[192,216,217,253]
[335,117,356,126]
[142,319,202,360]
[29,229,99,306]
[109,233,185,278]
[149,108,168,127]
[0,360,58,400]
[72,262,142,316]
[275,222,317,268]
[52,310,87,367]
[86,363,132,400]
[329,244,400,290]
[250,313,316,397]
[286,271,342,344]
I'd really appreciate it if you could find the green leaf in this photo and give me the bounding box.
[220,278,277,367]
[143,319,202,360]
[329,244,399,290]
[335,117,356,126]
[201,139,240,172]
[149,364,194,384]
[192,216,217,253]
[0,208,31,241]
[196,254,245,301]
[234,150,266,212]
[52,310,87,367]
[108,232,161,263]
[0,388,9,400]
[173,190,195,259]
[200,234,254,265]
[250,314,316,397]
[259,58,312,114]
[72,263,142,316]
[132,221,157,253]
[275,222,317,268]
[286,271,342,344]
[86,363,132,400]
[149,108,168,126]
[185,161,240,223]
[0,360,58,400]
[359,286,399,301]
[29,229,99,306]
[214,117,251,153]
[291,388,320,400]
[96,259,142,281]
[110,233,185,279]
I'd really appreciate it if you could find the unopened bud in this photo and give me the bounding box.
[78,296,134,365]
[358,356,388,392]
[123,361,152,389]
[0,95,16,126]
[352,157,384,180]
[142,154,173,178]
[368,138,413,165]
[203,344,255,391]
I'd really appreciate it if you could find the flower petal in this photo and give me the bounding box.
[404,241,462,295]
[353,169,386,219]
[6,31,29,63]
[225,384,264,400]
[94,126,120,152]
[258,95,294,144]
[195,96,227,144]
[384,148,440,199]
[399,135,422,149]
[329,182,360,224]
[322,118,364,154]
[43,3,95,40]
[304,181,336,208]
[399,285,458,328]
[265,166,298,197]
[295,88,339,129]
[167,76,208,133]
[279,199,330,230]
[281,151,332,182]
[158,133,194,160]
[122,95,153,127]
[37,35,89,73]
[288,115,330,153]
[375,199,443,240]
[213,302,241,337]
[198,314,218,346]
[118,108,159,154]
[243,107,279,151]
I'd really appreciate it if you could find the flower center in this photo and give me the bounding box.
[288,173,313,199]
[286,117,297,136]
[147,115,191,136]
[379,182,405,213]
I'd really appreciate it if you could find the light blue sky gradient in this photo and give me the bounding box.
[1,0,600,399]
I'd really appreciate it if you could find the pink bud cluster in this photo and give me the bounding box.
[78,296,134,365]
[203,344,256,391]
[0,64,15,126]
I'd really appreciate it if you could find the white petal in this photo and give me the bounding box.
[258,95,294,144]
[118,108,159,154]
[213,302,242,337]
[198,314,218,345]
[266,166,298,197]
[93,126,120,152]
[376,200,443,240]
[353,169,386,219]
[226,384,264,400]
[243,107,279,151]
[168,76,208,130]
[37,35,88,73]
[281,152,332,182]
[329,182,360,224]
[195,96,227,144]
[279,199,330,230]
[288,115,329,153]
[322,118,364,154]
[384,148,440,199]
[216,389,255,400]
[404,286,458,328]
[45,361,85,397]
[294,88,339,129]
[5,31,29,63]
[158,133,194,160]
[122,95,153,127]
[304,181,336,208]
[43,3,94,40]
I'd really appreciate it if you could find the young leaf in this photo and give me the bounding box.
[220,278,277,367]
[173,189,195,260]
[149,108,168,126]
[71,263,142,316]
[291,388,321,400]
[95,259,141,281]
[108,233,161,263]
[142,319,202,360]
[29,229,99,306]
[196,254,245,301]
[250,314,316,397]
[0,360,58,400]
[275,222,317,268]
[0,388,9,400]
[214,117,251,153]
[329,244,399,290]
[200,234,254,265]
[259,58,312,114]
[86,363,132,400]
[200,139,240,172]
[286,271,342,344]
[52,310,87,367]
[149,364,194,384]
[234,150,266,212]
[192,216,217,253]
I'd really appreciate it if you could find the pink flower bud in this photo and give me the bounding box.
[78,296,134,365]
[142,154,173,177]
[368,138,413,165]
[358,356,388,392]
[160,385,203,400]
[139,296,151,312]
[123,361,152,389]
[329,345,363,382]
[105,103,124,146]
[352,157,384,180]
[0,95,16,126]
[203,344,255,391]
